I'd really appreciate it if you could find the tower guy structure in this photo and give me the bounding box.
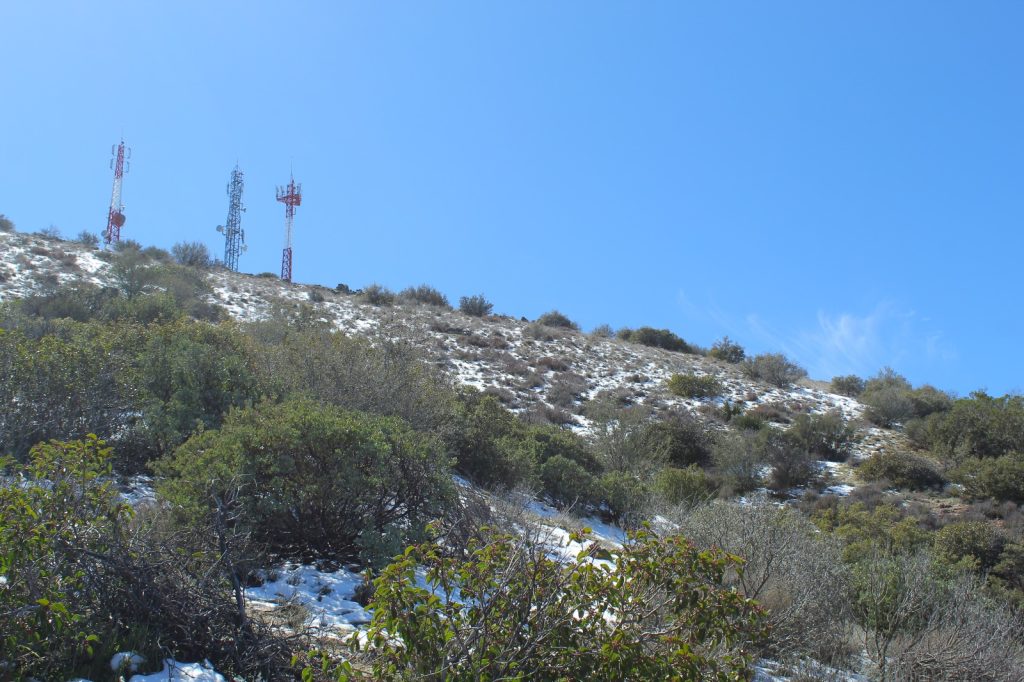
[103,139,131,247]
[217,165,246,271]
[276,174,302,282]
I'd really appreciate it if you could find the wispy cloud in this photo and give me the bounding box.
[745,303,957,381]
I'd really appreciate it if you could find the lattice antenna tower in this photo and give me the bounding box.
[217,165,246,271]
[103,139,131,247]
[276,173,302,282]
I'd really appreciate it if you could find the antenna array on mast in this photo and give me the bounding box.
[217,165,246,271]
[275,174,302,282]
[103,140,131,247]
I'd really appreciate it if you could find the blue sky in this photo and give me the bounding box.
[2,2,1022,396]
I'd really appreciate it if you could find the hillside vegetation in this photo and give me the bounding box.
[1,227,1023,680]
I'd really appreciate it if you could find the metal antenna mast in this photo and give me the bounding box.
[217,165,246,271]
[103,139,131,247]
[276,174,302,282]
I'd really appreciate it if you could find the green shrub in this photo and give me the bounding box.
[952,453,1024,504]
[862,386,915,427]
[907,384,953,418]
[860,371,952,429]
[741,353,807,388]
[459,294,493,317]
[171,241,212,268]
[619,326,693,353]
[667,372,722,399]
[786,410,856,462]
[857,451,946,490]
[830,374,865,397]
[598,471,651,523]
[535,309,578,329]
[0,437,126,679]
[650,409,715,467]
[75,230,100,247]
[712,432,765,493]
[729,411,768,431]
[447,394,537,490]
[654,465,718,506]
[0,214,14,232]
[589,323,614,338]
[156,397,455,565]
[361,283,396,306]
[708,336,745,363]
[540,455,595,508]
[934,521,1005,571]
[0,323,139,461]
[923,392,1024,463]
[759,429,816,490]
[399,284,451,308]
[363,527,766,680]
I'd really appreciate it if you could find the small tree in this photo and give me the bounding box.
[831,374,866,397]
[459,293,493,317]
[709,336,746,363]
[399,284,450,308]
[0,214,14,232]
[171,241,212,268]
[667,372,723,399]
[361,283,396,306]
[360,527,767,680]
[742,352,807,388]
[75,230,100,247]
[535,309,578,329]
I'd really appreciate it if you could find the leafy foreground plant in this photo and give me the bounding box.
[356,527,767,681]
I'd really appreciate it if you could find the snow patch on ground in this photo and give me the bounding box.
[128,659,225,682]
[246,563,371,631]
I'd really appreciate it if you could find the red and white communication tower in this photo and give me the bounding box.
[276,174,302,282]
[103,139,131,247]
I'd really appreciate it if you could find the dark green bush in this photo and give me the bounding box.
[666,372,722,399]
[540,455,595,508]
[597,471,651,524]
[760,429,816,490]
[0,214,14,232]
[922,392,1024,463]
[830,374,865,397]
[1,437,294,680]
[364,528,766,680]
[535,309,578,329]
[0,322,139,461]
[934,521,1005,571]
[447,393,536,490]
[741,353,807,388]
[619,326,693,353]
[857,451,946,490]
[708,336,745,363]
[157,397,455,565]
[654,465,717,506]
[858,368,946,428]
[459,294,493,317]
[360,283,396,306]
[650,409,715,467]
[399,284,451,308]
[952,454,1024,504]
[862,387,915,427]
[786,410,856,462]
